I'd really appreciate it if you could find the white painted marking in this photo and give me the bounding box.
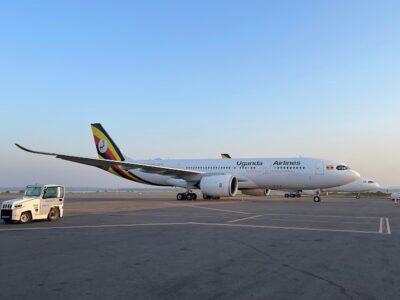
[386,218,391,234]
[379,217,383,233]
[0,222,191,232]
[269,218,376,225]
[109,213,215,218]
[228,215,263,223]
[260,213,380,220]
[191,222,383,235]
[166,201,382,220]
[183,205,252,215]
[0,221,387,235]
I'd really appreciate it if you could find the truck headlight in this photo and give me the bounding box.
[14,204,22,208]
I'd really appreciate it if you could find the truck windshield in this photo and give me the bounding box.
[25,186,42,197]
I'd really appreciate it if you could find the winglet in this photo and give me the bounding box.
[15,143,56,156]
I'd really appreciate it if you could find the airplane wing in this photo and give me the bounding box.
[15,144,204,178]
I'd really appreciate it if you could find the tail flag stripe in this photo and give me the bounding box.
[91,124,124,161]
[90,123,157,185]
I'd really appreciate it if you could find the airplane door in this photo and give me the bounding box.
[315,160,324,175]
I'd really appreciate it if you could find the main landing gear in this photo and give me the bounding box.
[176,192,197,201]
[176,192,221,201]
[202,195,220,200]
[284,193,301,198]
[355,193,361,199]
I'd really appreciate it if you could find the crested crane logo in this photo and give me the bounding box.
[273,160,301,166]
[98,139,108,154]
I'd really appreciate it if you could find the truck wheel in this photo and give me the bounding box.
[19,212,32,224]
[47,208,60,221]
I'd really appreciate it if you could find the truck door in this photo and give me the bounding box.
[41,187,60,215]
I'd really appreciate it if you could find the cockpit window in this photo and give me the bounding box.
[368,180,374,184]
[336,165,349,170]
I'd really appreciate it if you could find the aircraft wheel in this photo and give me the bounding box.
[296,194,301,198]
[290,194,296,198]
[177,193,185,201]
[192,193,197,200]
[284,194,289,198]
[356,195,360,199]
[313,196,321,202]
[186,193,193,201]
[19,212,32,224]
[203,194,210,200]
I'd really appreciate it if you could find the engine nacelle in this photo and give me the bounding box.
[200,175,238,197]
[241,188,271,196]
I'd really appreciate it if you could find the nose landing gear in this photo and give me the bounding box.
[313,196,321,202]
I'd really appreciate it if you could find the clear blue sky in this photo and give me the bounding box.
[1,1,399,188]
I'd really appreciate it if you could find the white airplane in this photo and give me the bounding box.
[16,123,360,202]
[220,153,378,200]
[320,178,380,199]
[284,178,380,199]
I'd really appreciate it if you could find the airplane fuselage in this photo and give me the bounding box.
[129,157,359,190]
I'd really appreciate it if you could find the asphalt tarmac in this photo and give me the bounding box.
[0,192,399,300]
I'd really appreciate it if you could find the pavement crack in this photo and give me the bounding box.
[231,239,354,300]
[281,263,354,300]
[230,238,275,260]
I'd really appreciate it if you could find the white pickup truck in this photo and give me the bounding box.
[1,184,64,224]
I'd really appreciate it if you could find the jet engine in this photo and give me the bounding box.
[241,188,271,196]
[200,175,238,197]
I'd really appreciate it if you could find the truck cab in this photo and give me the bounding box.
[1,184,64,224]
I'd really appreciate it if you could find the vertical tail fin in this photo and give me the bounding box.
[91,123,125,161]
